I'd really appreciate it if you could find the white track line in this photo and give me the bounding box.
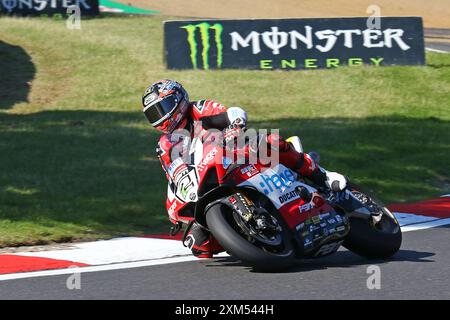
[401,218,450,232]
[394,212,437,225]
[425,47,449,54]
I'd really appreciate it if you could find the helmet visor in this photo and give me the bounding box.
[143,95,179,125]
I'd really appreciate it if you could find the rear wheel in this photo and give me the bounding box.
[206,203,295,271]
[343,183,402,259]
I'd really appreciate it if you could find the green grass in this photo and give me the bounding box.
[0,16,449,247]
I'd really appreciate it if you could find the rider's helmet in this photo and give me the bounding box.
[142,79,189,133]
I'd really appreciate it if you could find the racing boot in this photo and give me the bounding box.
[308,166,348,192]
[183,222,223,258]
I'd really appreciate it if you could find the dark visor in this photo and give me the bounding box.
[144,95,178,125]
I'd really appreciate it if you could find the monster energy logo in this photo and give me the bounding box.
[181,22,223,70]
[2,0,17,12]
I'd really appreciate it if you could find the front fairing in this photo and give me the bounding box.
[225,163,350,256]
[232,164,320,228]
[165,136,223,222]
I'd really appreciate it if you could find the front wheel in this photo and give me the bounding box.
[343,183,402,259]
[206,203,295,271]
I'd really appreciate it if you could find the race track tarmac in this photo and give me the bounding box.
[1,225,449,300]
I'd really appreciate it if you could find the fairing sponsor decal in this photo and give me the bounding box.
[238,164,316,209]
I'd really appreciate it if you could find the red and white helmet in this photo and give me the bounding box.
[142,80,189,133]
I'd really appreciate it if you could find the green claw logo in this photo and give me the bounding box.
[181,22,223,70]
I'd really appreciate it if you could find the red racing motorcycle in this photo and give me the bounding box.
[165,132,402,270]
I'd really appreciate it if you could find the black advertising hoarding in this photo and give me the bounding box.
[0,0,99,16]
[164,17,425,70]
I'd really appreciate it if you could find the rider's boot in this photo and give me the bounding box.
[183,222,223,258]
[308,166,348,192]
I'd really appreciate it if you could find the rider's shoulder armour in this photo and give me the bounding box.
[190,99,227,120]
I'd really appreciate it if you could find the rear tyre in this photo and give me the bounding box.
[343,183,402,259]
[206,203,295,271]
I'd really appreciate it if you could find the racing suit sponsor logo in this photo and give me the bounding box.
[167,158,185,178]
[196,147,219,172]
[240,164,258,177]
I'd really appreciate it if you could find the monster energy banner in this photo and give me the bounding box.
[164,17,425,70]
[0,0,99,16]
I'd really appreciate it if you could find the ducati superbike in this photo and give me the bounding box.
[165,132,402,270]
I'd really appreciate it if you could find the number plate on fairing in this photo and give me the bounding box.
[173,165,199,203]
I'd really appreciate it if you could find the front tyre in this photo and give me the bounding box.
[206,204,295,271]
[343,183,402,259]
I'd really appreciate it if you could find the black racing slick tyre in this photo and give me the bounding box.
[343,183,402,259]
[206,204,295,271]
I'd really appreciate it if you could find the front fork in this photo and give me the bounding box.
[206,191,282,238]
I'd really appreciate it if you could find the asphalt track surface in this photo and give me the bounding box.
[425,28,450,52]
[1,225,449,300]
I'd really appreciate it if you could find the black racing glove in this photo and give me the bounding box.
[223,119,246,145]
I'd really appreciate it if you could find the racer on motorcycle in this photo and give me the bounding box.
[142,79,348,258]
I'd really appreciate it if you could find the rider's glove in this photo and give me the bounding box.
[223,106,247,147]
[223,122,244,145]
[227,107,247,127]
